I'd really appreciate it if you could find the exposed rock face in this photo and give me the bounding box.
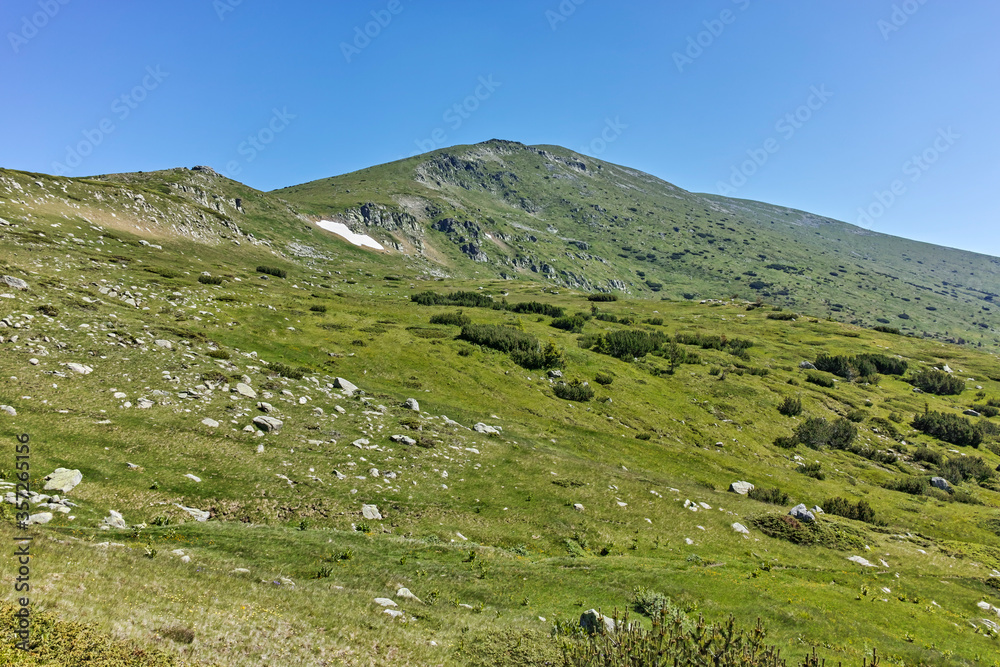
[235,383,257,398]
[43,468,82,494]
[403,398,420,411]
[335,377,358,396]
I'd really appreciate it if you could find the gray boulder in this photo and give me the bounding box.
[0,405,16,416]
[548,369,564,378]
[390,434,417,446]
[964,409,981,417]
[66,363,93,375]
[731,522,750,535]
[580,609,617,634]
[102,510,128,530]
[175,504,210,522]
[334,377,358,396]
[1,275,29,290]
[403,398,420,411]
[930,476,952,491]
[253,416,283,433]
[235,383,257,399]
[201,417,219,428]
[26,512,52,525]
[256,401,274,412]
[474,422,500,435]
[42,468,82,494]
[154,339,173,350]
[789,503,816,523]
[799,361,817,370]
[728,481,754,495]
[361,504,382,520]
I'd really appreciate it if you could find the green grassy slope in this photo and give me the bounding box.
[2,159,1000,665]
[275,139,1000,347]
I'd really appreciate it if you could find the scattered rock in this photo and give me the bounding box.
[1,275,29,290]
[964,409,981,417]
[137,398,154,409]
[43,468,82,494]
[29,358,38,365]
[184,474,201,482]
[0,405,16,417]
[474,422,500,435]
[848,555,875,567]
[789,504,815,523]
[573,503,585,512]
[257,402,274,412]
[397,587,422,603]
[253,416,283,433]
[374,597,397,607]
[26,512,53,525]
[362,504,382,520]
[66,363,93,375]
[102,510,128,529]
[548,369,563,378]
[235,383,257,399]
[728,481,754,495]
[799,361,817,370]
[201,417,219,428]
[154,339,173,350]
[383,609,405,618]
[334,377,358,396]
[930,476,952,492]
[390,434,417,446]
[580,609,616,634]
[403,398,420,411]
[175,504,210,522]
[732,522,750,535]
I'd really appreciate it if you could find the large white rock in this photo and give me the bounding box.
[253,415,283,433]
[26,512,53,525]
[235,383,257,399]
[154,339,173,350]
[473,422,500,435]
[1,275,29,290]
[66,363,93,375]
[102,510,127,530]
[580,609,617,634]
[728,481,754,495]
[361,504,382,520]
[175,504,210,522]
[334,377,358,396]
[43,468,82,494]
[731,522,750,535]
[201,417,219,428]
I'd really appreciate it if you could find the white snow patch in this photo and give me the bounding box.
[316,220,384,250]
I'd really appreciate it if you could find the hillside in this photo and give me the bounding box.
[275,139,1000,347]
[2,154,1000,665]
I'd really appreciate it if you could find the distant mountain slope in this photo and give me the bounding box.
[274,139,1000,346]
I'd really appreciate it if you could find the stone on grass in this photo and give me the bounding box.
[253,416,283,433]
[43,468,82,494]
[732,522,750,535]
[102,510,127,530]
[374,597,397,607]
[26,512,53,525]
[728,481,754,495]
[474,422,500,435]
[175,504,210,522]
[930,476,951,491]
[799,361,817,370]
[1,275,29,290]
[66,363,93,375]
[361,504,382,520]
[184,474,201,482]
[789,504,815,523]
[573,503,585,512]
[334,377,358,396]
[964,409,981,417]
[397,587,422,603]
[137,398,154,409]
[403,398,420,411]
[201,417,219,428]
[848,555,875,567]
[256,402,274,412]
[580,609,617,634]
[0,405,16,416]
[235,383,257,399]
[390,434,417,446]
[383,608,404,619]
[154,339,173,350]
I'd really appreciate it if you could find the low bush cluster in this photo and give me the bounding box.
[814,353,907,380]
[459,324,562,369]
[429,311,471,327]
[805,372,835,388]
[551,314,587,333]
[912,410,982,447]
[198,275,224,285]
[777,397,802,416]
[553,380,595,402]
[748,486,790,505]
[822,497,877,524]
[256,265,287,278]
[586,293,618,302]
[910,369,965,395]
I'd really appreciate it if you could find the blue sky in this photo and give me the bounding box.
[3,0,998,255]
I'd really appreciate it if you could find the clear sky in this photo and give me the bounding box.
[3,1,998,256]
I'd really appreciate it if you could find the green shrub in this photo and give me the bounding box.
[885,476,928,495]
[911,447,943,467]
[777,397,802,416]
[910,369,965,396]
[872,324,901,334]
[792,417,857,451]
[805,371,835,388]
[553,380,594,402]
[870,417,901,440]
[269,362,307,380]
[823,497,877,524]
[800,462,825,480]
[309,304,327,313]
[594,372,613,386]
[814,353,907,380]
[459,325,561,369]
[644,317,664,326]
[594,329,668,360]
[256,265,287,278]
[748,486,790,505]
[766,312,797,321]
[37,304,59,317]
[206,348,230,360]
[429,311,471,327]
[587,293,617,302]
[507,301,565,318]
[845,409,867,423]
[551,315,587,333]
[912,411,981,447]
[198,275,224,285]
[974,404,1000,418]
[940,455,994,484]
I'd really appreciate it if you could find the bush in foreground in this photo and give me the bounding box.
[256,265,287,279]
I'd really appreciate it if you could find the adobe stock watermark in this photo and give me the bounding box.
[674,0,751,73]
[577,117,628,157]
[221,108,296,178]
[13,432,33,652]
[213,0,243,21]
[8,0,71,54]
[413,75,501,154]
[717,85,833,196]
[878,0,930,41]
[545,0,586,31]
[856,127,958,228]
[341,0,405,63]
[51,66,169,176]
